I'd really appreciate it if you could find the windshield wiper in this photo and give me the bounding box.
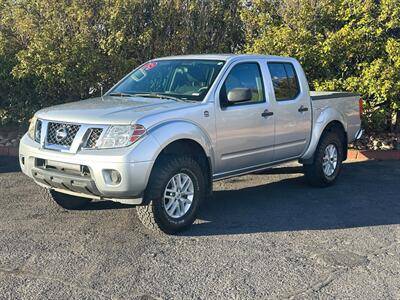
[131,93,185,102]
[109,92,191,102]
[109,92,135,97]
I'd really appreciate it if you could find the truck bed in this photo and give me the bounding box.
[310,91,361,143]
[310,91,359,101]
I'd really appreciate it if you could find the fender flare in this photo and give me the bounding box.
[147,119,215,167]
[301,107,347,161]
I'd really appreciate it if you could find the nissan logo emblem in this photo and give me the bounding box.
[55,127,68,142]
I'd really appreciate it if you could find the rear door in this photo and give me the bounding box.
[214,60,275,176]
[266,61,312,161]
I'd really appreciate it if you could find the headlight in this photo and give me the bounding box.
[28,116,37,139]
[97,124,146,149]
[27,116,42,143]
[28,116,42,143]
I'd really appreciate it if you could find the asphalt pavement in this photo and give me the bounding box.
[0,157,399,299]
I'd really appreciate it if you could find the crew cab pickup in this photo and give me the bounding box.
[19,54,363,234]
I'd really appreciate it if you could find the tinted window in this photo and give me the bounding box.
[220,63,265,106]
[267,62,300,101]
[284,64,300,99]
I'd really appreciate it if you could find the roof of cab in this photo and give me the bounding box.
[154,54,292,62]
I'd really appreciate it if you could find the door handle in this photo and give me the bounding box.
[298,105,309,113]
[261,110,274,117]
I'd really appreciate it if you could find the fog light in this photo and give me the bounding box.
[103,169,121,185]
[110,170,121,184]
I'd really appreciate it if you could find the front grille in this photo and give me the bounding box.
[47,122,80,146]
[85,128,103,148]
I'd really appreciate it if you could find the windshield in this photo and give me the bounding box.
[110,59,225,101]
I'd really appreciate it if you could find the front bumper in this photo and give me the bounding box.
[19,134,155,204]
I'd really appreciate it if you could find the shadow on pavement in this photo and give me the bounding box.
[185,161,400,236]
[83,200,134,210]
[253,165,303,175]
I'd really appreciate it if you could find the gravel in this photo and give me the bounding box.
[0,158,399,299]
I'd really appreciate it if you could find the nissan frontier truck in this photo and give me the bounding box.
[19,54,363,234]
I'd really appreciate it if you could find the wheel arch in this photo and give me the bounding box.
[301,112,348,163]
[155,138,211,171]
[321,121,348,161]
[142,137,213,205]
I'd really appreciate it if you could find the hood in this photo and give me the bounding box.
[35,96,194,125]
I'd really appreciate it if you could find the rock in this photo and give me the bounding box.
[352,132,399,150]
[372,140,382,150]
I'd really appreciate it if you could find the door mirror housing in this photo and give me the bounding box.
[227,88,252,103]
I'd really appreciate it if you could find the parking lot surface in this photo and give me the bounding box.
[0,157,399,299]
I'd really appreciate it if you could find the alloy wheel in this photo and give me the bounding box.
[163,173,194,218]
[322,144,338,177]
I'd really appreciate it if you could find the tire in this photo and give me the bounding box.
[136,155,205,234]
[41,188,91,210]
[304,130,344,187]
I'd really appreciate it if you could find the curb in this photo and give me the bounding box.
[347,149,400,161]
[0,147,399,161]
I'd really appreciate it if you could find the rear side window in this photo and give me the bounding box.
[267,62,300,101]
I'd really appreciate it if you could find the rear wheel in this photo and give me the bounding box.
[136,155,205,234]
[42,188,91,210]
[304,131,344,187]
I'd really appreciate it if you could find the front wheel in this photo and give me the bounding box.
[136,156,205,234]
[304,131,344,187]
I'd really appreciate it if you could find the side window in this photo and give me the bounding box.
[284,63,300,99]
[267,62,300,101]
[220,63,265,107]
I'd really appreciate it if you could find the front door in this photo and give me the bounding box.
[214,61,275,176]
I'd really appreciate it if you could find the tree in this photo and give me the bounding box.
[242,0,400,132]
[2,0,399,132]
[0,0,243,126]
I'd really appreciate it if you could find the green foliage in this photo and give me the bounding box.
[0,0,243,125]
[1,0,400,132]
[242,0,400,132]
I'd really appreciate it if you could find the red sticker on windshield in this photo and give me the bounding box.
[143,62,157,70]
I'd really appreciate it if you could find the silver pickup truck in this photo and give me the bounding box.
[19,54,363,234]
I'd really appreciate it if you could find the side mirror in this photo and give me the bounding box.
[227,88,252,103]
